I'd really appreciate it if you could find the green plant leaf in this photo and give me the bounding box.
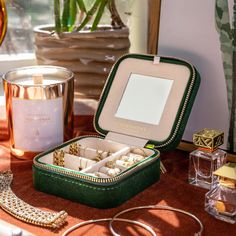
[108,0,125,27]
[54,0,61,33]
[215,0,233,98]
[76,0,87,13]
[215,0,232,36]
[230,0,236,151]
[62,0,70,31]
[215,2,223,19]
[69,0,77,31]
[54,0,124,32]
[233,1,236,47]
[75,0,101,31]
[215,0,236,151]
[91,0,109,31]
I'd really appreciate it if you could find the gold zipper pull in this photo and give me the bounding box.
[145,144,167,174]
[145,144,155,149]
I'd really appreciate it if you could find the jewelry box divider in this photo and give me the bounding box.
[82,145,155,178]
[37,138,130,169]
[81,146,131,174]
[37,137,156,178]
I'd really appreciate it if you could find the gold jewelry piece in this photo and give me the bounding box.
[105,161,116,169]
[53,149,65,167]
[94,150,104,162]
[123,161,134,168]
[93,157,101,162]
[69,142,80,156]
[104,167,121,177]
[0,171,67,228]
[120,155,129,162]
[130,153,145,162]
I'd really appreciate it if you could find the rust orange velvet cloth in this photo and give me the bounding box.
[0,119,235,235]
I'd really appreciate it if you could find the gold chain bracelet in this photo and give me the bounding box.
[0,171,67,228]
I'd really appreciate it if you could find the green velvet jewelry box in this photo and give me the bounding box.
[33,54,201,208]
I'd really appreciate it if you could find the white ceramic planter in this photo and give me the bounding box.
[34,25,130,99]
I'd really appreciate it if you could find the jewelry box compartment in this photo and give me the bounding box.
[35,136,157,179]
[33,136,160,208]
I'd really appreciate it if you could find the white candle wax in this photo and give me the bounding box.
[14,78,62,86]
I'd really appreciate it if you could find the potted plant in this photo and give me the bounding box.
[34,0,130,100]
[215,0,236,152]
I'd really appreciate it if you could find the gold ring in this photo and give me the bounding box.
[69,142,80,156]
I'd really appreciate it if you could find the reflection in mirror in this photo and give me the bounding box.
[115,73,173,125]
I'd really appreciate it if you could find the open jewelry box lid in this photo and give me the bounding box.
[94,54,200,151]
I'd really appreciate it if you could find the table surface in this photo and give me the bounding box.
[0,120,235,236]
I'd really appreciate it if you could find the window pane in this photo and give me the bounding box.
[0,0,148,55]
[0,0,54,54]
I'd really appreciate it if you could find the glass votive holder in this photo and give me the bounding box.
[2,66,74,159]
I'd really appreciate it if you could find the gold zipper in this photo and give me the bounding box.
[93,54,197,150]
[154,62,196,148]
[33,156,159,184]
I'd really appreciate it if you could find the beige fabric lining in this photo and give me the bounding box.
[105,131,148,147]
[99,57,190,142]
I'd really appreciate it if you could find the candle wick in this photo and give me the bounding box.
[33,74,44,85]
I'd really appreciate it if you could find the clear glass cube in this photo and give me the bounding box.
[188,149,226,189]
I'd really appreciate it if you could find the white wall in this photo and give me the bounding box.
[128,0,148,53]
[158,0,230,149]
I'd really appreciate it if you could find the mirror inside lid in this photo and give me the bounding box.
[94,54,200,151]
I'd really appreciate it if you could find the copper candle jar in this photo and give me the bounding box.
[3,66,74,159]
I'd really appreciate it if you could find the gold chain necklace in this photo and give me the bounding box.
[0,171,67,228]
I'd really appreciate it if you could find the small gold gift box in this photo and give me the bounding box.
[193,128,224,150]
[214,162,236,189]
